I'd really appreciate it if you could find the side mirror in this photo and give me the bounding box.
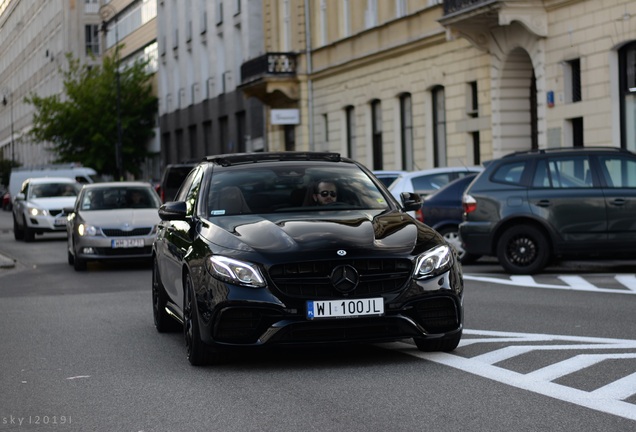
[15,193,25,201]
[158,201,188,221]
[400,192,422,212]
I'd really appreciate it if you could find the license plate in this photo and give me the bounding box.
[307,298,384,320]
[54,216,67,226]
[111,238,144,248]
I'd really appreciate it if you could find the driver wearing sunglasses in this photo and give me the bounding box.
[312,180,338,205]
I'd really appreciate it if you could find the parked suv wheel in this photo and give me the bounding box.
[496,225,550,274]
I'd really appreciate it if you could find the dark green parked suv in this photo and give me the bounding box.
[459,147,636,274]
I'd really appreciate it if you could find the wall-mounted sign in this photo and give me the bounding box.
[271,109,300,125]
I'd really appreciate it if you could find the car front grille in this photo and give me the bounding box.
[214,307,281,343]
[268,258,412,299]
[102,227,153,237]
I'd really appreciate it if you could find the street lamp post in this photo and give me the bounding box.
[1,89,14,164]
[99,4,123,180]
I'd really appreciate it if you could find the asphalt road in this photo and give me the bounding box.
[0,208,635,432]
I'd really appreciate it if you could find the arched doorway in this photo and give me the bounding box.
[498,48,538,154]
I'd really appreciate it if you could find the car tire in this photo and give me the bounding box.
[414,330,462,352]
[73,255,87,271]
[67,249,74,265]
[152,258,179,333]
[13,215,24,240]
[24,226,35,242]
[496,224,550,275]
[183,273,210,366]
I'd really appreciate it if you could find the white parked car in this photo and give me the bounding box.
[382,166,484,200]
[12,177,81,242]
[372,170,407,189]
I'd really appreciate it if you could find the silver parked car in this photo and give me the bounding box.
[66,182,161,271]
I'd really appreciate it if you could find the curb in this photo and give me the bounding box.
[0,253,16,269]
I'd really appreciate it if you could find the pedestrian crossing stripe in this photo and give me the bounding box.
[464,274,636,294]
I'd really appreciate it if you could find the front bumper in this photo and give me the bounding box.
[74,235,155,261]
[459,221,495,256]
[194,270,464,348]
[26,214,68,232]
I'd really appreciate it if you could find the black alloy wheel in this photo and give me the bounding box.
[496,224,549,275]
[13,215,24,240]
[183,273,209,366]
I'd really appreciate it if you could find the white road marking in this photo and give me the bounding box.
[394,345,636,421]
[470,344,636,365]
[557,275,598,290]
[615,275,636,291]
[384,329,636,421]
[592,372,636,400]
[527,354,636,382]
[464,274,636,295]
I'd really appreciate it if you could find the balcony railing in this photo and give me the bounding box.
[240,52,297,84]
[443,0,497,15]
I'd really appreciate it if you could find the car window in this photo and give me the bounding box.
[491,161,527,185]
[532,156,592,188]
[412,173,453,192]
[203,162,389,216]
[182,167,204,215]
[598,155,636,188]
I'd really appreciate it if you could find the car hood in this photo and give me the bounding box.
[79,209,160,227]
[202,209,438,258]
[29,197,77,210]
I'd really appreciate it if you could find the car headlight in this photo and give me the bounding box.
[206,256,266,288]
[78,223,100,236]
[414,244,453,279]
[27,206,47,217]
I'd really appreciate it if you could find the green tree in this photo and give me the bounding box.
[26,49,158,179]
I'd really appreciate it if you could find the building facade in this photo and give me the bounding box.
[100,0,160,181]
[0,0,103,169]
[156,0,267,169]
[5,0,636,178]
[0,0,160,180]
[240,0,636,171]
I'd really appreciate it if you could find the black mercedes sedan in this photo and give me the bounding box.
[152,152,464,365]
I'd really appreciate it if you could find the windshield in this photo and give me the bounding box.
[29,182,80,198]
[203,161,390,217]
[80,187,161,210]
